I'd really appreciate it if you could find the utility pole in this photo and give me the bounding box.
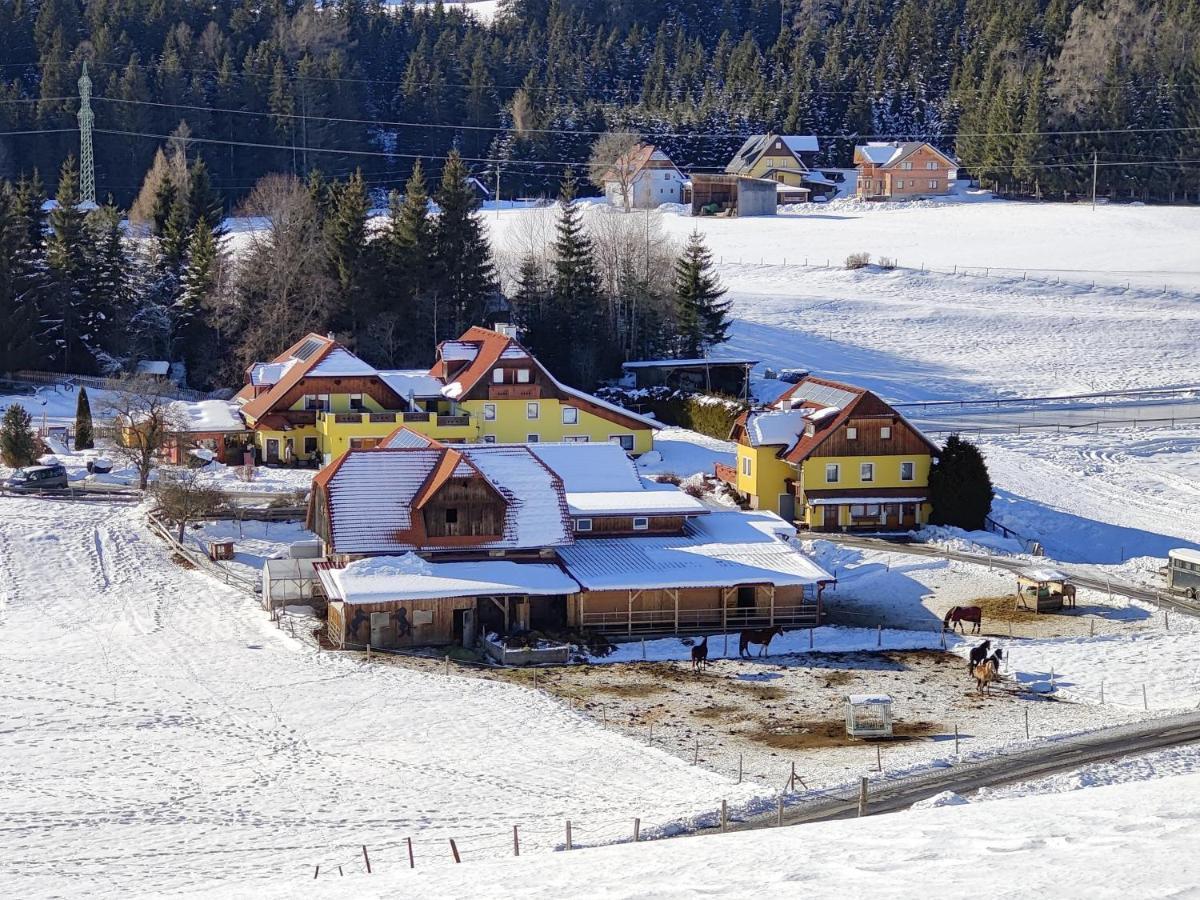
[77,61,96,206]
[495,165,501,219]
[1091,151,1098,210]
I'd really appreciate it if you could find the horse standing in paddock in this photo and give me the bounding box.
[1062,584,1077,609]
[967,639,992,673]
[943,605,983,635]
[971,651,1003,694]
[739,625,784,658]
[690,636,709,672]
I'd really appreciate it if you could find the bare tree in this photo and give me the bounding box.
[154,467,226,542]
[102,375,188,490]
[228,174,337,372]
[588,132,643,212]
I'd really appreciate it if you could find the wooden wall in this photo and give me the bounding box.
[273,375,404,412]
[585,515,687,535]
[423,477,507,538]
[814,415,931,457]
[331,597,476,648]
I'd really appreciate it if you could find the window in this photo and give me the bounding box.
[846,426,857,440]
[929,179,939,190]
[349,393,365,411]
[866,504,880,515]
[901,161,913,170]
[825,463,839,483]
[880,426,891,439]
[861,462,875,482]
[526,434,540,443]
[517,369,531,384]
[562,406,578,425]
[926,160,938,170]
[482,435,496,444]
[850,504,865,516]
[564,435,589,443]
[742,456,752,476]
[483,403,496,421]
[633,517,649,531]
[304,394,330,411]
[526,402,539,419]
[303,437,318,455]
[493,368,504,383]
[575,518,593,532]
[444,508,458,524]
[896,179,905,189]
[900,461,915,481]
[611,435,634,452]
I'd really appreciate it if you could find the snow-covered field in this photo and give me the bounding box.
[485,198,1200,399]
[0,497,769,896]
[249,770,1200,898]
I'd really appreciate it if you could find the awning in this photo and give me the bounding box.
[806,495,927,506]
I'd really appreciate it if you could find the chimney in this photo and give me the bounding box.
[495,322,519,339]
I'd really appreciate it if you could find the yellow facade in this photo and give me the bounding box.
[463,398,652,453]
[743,154,806,187]
[733,443,796,515]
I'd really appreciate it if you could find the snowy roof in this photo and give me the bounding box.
[1018,568,1069,583]
[746,409,807,447]
[565,491,707,517]
[136,360,170,376]
[307,348,377,377]
[249,360,295,386]
[440,341,480,362]
[378,427,440,449]
[557,511,831,591]
[171,399,247,433]
[803,171,835,186]
[319,555,579,604]
[858,143,906,165]
[1169,548,1200,565]
[727,134,817,175]
[527,443,643,492]
[316,447,571,555]
[781,135,820,154]
[621,358,757,369]
[776,183,810,194]
[378,370,446,400]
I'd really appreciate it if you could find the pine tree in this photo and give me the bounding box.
[929,435,995,531]
[432,150,496,340]
[550,169,607,387]
[177,216,219,383]
[0,403,37,467]
[673,229,730,359]
[186,160,223,235]
[323,169,369,334]
[0,182,43,372]
[371,162,433,364]
[84,204,130,372]
[74,386,94,450]
[44,156,93,372]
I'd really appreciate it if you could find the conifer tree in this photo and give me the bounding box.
[85,204,131,371]
[44,156,93,372]
[0,403,37,467]
[0,182,43,372]
[74,386,94,450]
[370,162,433,364]
[673,229,730,359]
[929,435,995,531]
[323,169,369,334]
[550,169,607,387]
[432,150,496,339]
[177,216,219,383]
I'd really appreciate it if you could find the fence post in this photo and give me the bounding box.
[1143,684,1149,710]
[641,637,646,660]
[954,724,959,755]
[633,818,641,842]
[777,793,784,826]
[809,628,814,650]
[720,799,728,832]
[444,654,450,676]
[738,753,743,783]
[877,624,882,647]
[1100,680,1105,704]
[449,839,461,863]
[513,825,520,857]
[790,761,796,792]
[314,865,320,880]
[407,837,415,869]
[566,820,573,850]
[648,722,653,744]
[362,845,371,874]
[1024,707,1030,739]
[857,777,868,817]
[876,744,882,771]
[366,644,371,662]
[694,737,699,765]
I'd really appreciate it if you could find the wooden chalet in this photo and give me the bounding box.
[854,142,957,201]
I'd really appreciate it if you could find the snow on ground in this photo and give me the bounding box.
[0,496,769,897]
[192,462,315,496]
[484,200,1200,400]
[245,770,1200,898]
[979,425,1200,566]
[182,519,315,577]
[635,426,735,478]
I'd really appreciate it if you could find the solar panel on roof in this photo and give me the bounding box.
[292,338,323,361]
[789,381,858,410]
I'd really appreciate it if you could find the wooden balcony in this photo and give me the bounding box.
[489,384,541,400]
[369,413,398,424]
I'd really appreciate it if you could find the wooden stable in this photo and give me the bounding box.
[328,596,478,649]
[568,583,822,635]
[1016,569,1075,613]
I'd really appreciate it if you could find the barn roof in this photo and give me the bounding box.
[319,556,579,604]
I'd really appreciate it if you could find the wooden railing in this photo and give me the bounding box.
[489,384,541,400]
[579,604,820,634]
[436,415,471,427]
[402,412,431,423]
[369,413,398,424]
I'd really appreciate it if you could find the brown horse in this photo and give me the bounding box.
[690,635,709,672]
[739,625,784,658]
[943,606,982,635]
[1062,584,1077,609]
[971,651,1002,694]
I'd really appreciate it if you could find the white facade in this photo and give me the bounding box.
[605,150,685,209]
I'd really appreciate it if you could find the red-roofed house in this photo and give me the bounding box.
[717,376,941,531]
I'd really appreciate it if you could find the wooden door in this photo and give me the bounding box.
[370,612,390,648]
[265,439,279,463]
[823,505,839,531]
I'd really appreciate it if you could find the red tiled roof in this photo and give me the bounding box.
[239,334,340,422]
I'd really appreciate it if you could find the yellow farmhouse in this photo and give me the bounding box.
[718,376,941,532]
[725,133,820,203]
[234,327,658,464]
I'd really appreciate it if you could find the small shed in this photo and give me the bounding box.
[688,174,777,217]
[621,358,758,397]
[1016,568,1072,613]
[262,558,322,614]
[846,694,893,738]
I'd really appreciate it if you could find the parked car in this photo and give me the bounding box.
[6,464,69,491]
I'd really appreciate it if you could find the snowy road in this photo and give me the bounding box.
[0,498,764,896]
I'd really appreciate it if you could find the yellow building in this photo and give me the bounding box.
[718,376,940,532]
[725,133,820,203]
[234,328,658,464]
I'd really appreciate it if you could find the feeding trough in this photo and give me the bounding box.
[846,694,893,739]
